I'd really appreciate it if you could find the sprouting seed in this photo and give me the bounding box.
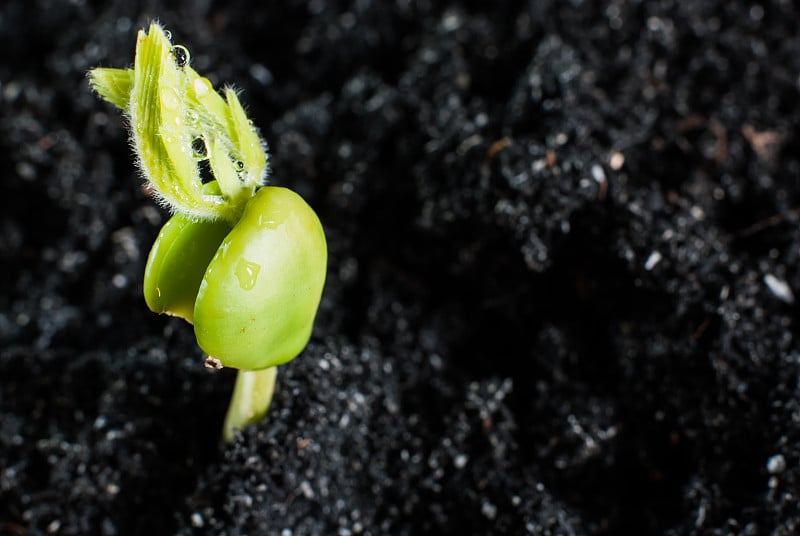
[88,23,327,443]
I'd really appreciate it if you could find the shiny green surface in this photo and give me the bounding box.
[143,213,231,323]
[194,187,327,370]
[223,367,278,441]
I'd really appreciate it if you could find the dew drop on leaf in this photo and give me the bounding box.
[193,78,211,98]
[171,45,190,67]
[161,88,180,111]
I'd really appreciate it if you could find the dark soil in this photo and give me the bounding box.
[2,0,800,534]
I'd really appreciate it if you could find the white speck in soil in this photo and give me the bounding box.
[767,454,786,474]
[191,512,204,528]
[300,480,315,499]
[591,164,606,183]
[249,63,273,86]
[644,251,663,271]
[481,501,497,520]
[764,274,795,304]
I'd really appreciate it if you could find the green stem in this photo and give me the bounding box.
[222,367,278,442]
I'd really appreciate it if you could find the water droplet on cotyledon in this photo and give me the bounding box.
[161,87,180,110]
[171,45,190,67]
[235,259,261,291]
[164,30,173,42]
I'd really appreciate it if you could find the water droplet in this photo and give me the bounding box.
[235,160,245,170]
[161,87,180,110]
[192,137,207,159]
[172,45,190,67]
[164,30,173,42]
[193,78,211,98]
[235,259,261,291]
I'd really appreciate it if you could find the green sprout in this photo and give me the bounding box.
[89,23,327,441]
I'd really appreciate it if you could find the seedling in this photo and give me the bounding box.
[89,23,327,441]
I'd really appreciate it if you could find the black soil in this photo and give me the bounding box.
[2,1,800,534]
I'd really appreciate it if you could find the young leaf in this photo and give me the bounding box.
[88,67,134,110]
[89,23,269,223]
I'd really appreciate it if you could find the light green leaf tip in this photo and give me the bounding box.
[88,22,268,223]
[88,68,133,110]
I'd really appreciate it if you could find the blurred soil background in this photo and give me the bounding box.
[1,0,800,534]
